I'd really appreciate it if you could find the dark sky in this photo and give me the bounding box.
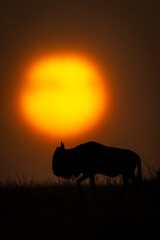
[1,0,160,180]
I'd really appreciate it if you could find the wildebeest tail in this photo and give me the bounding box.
[137,156,142,182]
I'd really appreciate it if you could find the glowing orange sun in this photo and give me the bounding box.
[19,54,108,138]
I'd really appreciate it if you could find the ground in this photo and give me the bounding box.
[0,177,160,238]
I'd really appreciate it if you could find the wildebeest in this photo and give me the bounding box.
[52,141,142,196]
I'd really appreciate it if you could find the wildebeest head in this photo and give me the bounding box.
[52,141,73,179]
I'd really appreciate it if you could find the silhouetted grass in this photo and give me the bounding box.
[0,172,160,238]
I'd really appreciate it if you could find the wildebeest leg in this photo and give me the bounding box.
[89,175,96,195]
[129,173,141,196]
[76,174,89,197]
[120,174,129,197]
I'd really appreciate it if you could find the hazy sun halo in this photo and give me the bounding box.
[19,54,108,138]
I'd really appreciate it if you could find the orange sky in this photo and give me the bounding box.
[0,0,160,180]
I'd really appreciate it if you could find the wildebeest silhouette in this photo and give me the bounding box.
[52,141,142,196]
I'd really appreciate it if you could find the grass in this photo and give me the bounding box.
[0,172,160,238]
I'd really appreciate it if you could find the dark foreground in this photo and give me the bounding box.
[0,178,160,238]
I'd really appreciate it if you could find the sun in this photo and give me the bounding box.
[19,54,108,138]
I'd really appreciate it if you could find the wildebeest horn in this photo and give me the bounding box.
[61,141,64,148]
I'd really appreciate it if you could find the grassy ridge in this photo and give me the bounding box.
[0,176,160,238]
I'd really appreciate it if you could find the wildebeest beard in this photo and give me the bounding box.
[57,159,81,179]
[54,163,80,179]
